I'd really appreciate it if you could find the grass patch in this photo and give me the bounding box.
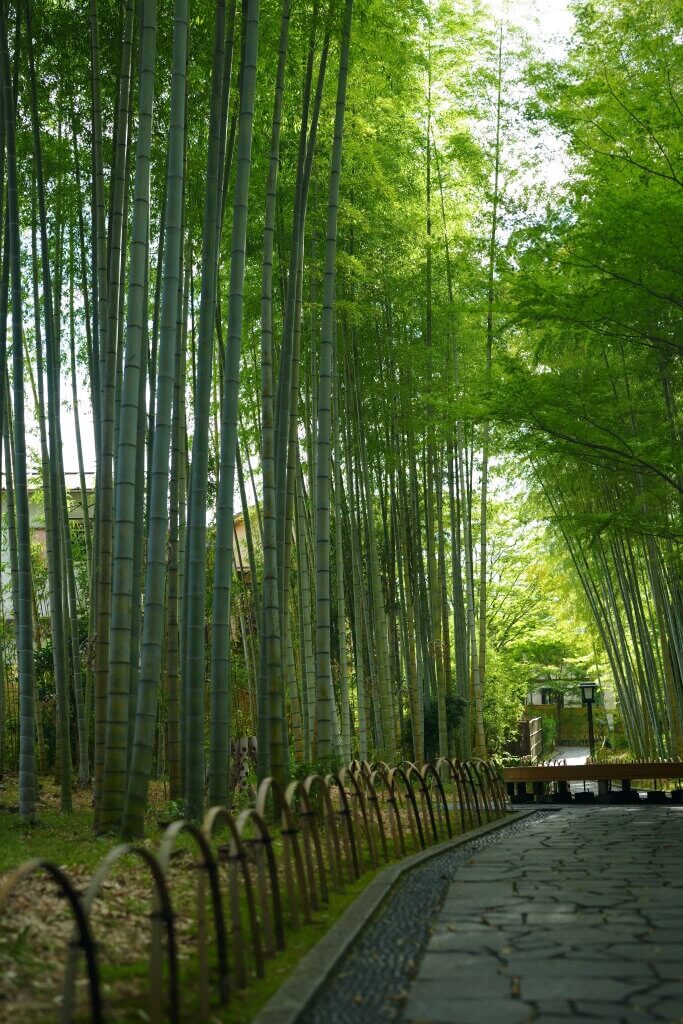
[0,774,193,873]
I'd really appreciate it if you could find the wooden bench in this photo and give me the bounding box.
[503,762,683,804]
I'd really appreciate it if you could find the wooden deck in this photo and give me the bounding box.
[504,761,683,783]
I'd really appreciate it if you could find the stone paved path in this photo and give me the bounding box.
[403,808,683,1024]
[551,746,589,765]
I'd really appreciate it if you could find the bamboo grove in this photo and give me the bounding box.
[0,0,680,833]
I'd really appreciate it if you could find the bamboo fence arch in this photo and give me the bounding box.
[62,842,178,1024]
[0,758,505,1023]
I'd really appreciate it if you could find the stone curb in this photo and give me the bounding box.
[249,808,540,1024]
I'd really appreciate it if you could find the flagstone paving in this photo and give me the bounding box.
[403,807,683,1024]
[297,808,683,1024]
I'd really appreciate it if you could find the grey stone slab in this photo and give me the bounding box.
[554,894,630,909]
[637,930,683,946]
[649,998,683,1020]
[438,913,491,929]
[653,964,683,981]
[431,921,494,934]
[596,913,651,926]
[610,943,683,961]
[407,964,513,996]
[504,956,656,979]
[642,982,683,999]
[455,867,527,881]
[448,878,518,892]
[415,952,503,973]
[403,990,534,1024]
[640,911,683,924]
[533,1018,606,1024]
[417,954,508,976]
[571,1006,655,1023]
[426,930,508,954]
[513,926,633,949]
[480,911,527,925]
[525,910,583,925]
[620,1013,668,1024]
[520,975,645,1002]
[562,946,640,962]
[526,1000,574,1015]
[515,902,580,914]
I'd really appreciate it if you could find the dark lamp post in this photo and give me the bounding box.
[580,682,597,757]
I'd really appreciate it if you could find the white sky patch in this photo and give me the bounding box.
[493,0,575,57]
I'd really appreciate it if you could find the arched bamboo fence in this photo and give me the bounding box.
[0,758,507,1023]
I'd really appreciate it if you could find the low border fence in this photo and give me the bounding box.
[0,757,506,1024]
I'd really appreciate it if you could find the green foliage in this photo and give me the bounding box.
[402,693,467,762]
[4,0,678,855]
[541,714,556,755]
[289,754,343,781]
[482,647,529,754]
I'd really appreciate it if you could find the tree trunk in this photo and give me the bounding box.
[183,0,229,821]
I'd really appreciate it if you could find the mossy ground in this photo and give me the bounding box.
[0,773,179,871]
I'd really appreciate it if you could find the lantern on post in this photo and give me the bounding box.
[580,681,598,757]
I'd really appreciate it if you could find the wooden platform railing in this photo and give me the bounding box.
[503,761,683,804]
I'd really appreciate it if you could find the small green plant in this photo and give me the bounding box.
[289,755,342,781]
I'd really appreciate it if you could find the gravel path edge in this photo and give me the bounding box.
[249,809,540,1024]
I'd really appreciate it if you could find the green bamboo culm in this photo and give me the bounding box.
[332,342,350,760]
[209,0,260,806]
[272,5,323,674]
[100,0,157,832]
[315,0,353,760]
[183,0,228,822]
[166,255,189,802]
[0,67,9,786]
[93,0,134,828]
[0,4,37,823]
[122,0,188,839]
[258,0,290,785]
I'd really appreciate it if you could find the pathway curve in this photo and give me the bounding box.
[550,745,589,765]
[403,807,683,1024]
[549,746,597,795]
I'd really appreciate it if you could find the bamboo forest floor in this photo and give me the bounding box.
[0,773,386,1024]
[0,774,144,872]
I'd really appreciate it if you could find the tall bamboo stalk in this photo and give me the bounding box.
[209,0,260,806]
[101,0,157,831]
[183,0,229,821]
[315,0,353,760]
[1,4,37,821]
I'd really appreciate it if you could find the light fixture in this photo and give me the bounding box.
[580,682,597,758]
[580,681,597,704]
